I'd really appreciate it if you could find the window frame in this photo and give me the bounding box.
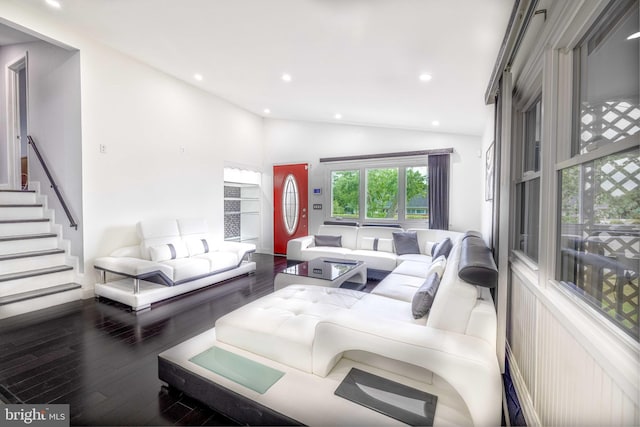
[324,156,430,227]
[513,89,543,264]
[553,0,640,343]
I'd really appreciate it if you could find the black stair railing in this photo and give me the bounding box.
[27,135,78,230]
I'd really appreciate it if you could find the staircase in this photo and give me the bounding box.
[0,189,82,319]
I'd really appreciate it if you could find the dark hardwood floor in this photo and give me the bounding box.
[0,254,305,426]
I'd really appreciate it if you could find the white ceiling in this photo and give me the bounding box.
[13,0,514,136]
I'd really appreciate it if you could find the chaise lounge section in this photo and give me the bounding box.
[94,218,256,311]
[159,230,500,426]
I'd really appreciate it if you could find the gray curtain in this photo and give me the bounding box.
[428,154,450,230]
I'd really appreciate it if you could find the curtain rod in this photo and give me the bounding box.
[319,148,453,163]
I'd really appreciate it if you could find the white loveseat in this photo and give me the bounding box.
[94,218,256,311]
[159,231,501,426]
[286,224,464,272]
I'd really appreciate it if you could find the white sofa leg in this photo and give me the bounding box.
[133,278,140,294]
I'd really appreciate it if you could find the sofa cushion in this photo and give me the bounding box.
[137,219,182,260]
[426,243,481,334]
[149,242,189,262]
[194,251,239,272]
[369,272,425,302]
[359,237,394,253]
[391,256,445,280]
[315,235,342,247]
[411,272,441,319]
[160,257,210,282]
[392,231,420,255]
[216,285,367,372]
[186,238,216,256]
[432,237,453,259]
[177,218,209,237]
[396,253,432,264]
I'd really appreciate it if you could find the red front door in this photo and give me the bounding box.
[273,163,309,255]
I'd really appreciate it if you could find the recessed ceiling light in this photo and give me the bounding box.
[263,108,271,114]
[194,73,203,81]
[432,120,440,126]
[627,32,640,40]
[334,113,342,120]
[419,73,432,82]
[45,0,61,8]
[281,73,292,82]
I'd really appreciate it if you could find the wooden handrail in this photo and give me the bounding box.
[27,135,77,230]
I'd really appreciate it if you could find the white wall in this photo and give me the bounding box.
[263,119,484,251]
[0,40,83,261]
[480,105,495,245]
[80,42,264,278]
[1,4,264,286]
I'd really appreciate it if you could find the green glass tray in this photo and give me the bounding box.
[189,346,284,394]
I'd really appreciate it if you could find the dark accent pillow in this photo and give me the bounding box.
[314,234,342,247]
[432,237,453,259]
[458,235,498,288]
[392,231,420,255]
[412,272,441,319]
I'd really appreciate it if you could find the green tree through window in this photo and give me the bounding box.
[366,168,399,219]
[331,170,359,217]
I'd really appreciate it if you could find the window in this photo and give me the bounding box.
[573,0,640,155]
[331,170,360,218]
[328,160,431,224]
[366,167,399,219]
[515,97,542,261]
[559,0,639,341]
[405,166,428,220]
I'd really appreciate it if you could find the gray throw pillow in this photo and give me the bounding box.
[432,237,453,259]
[411,272,441,319]
[314,234,342,247]
[392,231,420,255]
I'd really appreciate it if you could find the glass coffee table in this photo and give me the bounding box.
[274,258,367,291]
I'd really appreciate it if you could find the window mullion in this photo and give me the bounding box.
[398,167,407,221]
[539,47,560,287]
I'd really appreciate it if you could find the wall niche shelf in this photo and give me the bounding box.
[224,182,260,247]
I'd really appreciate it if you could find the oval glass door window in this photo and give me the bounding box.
[282,174,299,235]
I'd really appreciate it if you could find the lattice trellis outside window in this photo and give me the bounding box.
[559,149,640,340]
[579,100,640,154]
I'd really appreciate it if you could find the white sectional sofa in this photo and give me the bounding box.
[286,224,464,272]
[159,231,501,426]
[94,218,256,311]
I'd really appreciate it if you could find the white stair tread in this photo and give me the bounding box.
[0,265,73,282]
[0,233,57,242]
[0,282,81,305]
[0,249,65,261]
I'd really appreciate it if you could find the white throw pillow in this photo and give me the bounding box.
[426,255,447,278]
[187,238,215,256]
[377,238,394,253]
[425,241,437,256]
[360,237,394,252]
[149,242,188,262]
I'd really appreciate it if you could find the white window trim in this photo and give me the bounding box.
[323,156,429,227]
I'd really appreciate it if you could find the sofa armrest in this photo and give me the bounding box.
[217,241,256,263]
[287,235,314,260]
[313,313,501,427]
[94,256,173,281]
